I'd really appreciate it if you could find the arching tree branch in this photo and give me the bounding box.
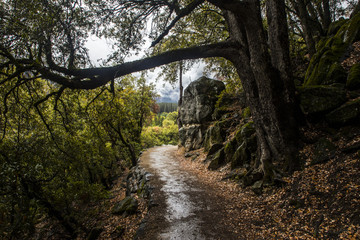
[35,41,238,89]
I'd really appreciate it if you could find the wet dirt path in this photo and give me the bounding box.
[137,145,240,240]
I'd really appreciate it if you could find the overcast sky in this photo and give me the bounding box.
[85,36,207,103]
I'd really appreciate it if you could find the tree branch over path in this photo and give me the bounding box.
[2,41,237,89]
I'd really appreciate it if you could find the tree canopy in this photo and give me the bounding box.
[1,0,357,88]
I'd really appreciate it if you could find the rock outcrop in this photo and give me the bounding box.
[298,85,347,115]
[304,13,360,86]
[178,76,225,151]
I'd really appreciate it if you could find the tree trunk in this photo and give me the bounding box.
[321,0,331,31]
[351,1,360,18]
[223,1,299,181]
[265,0,299,172]
[291,0,317,57]
[117,127,138,167]
[178,61,183,128]
[179,61,183,106]
[106,121,138,167]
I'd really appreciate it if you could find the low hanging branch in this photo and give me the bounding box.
[21,41,237,90]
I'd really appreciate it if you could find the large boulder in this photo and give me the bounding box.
[178,124,207,151]
[112,196,138,216]
[179,77,225,151]
[179,76,225,125]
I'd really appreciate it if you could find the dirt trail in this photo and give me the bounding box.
[137,145,240,240]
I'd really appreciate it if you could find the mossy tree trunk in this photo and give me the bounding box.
[219,0,299,180]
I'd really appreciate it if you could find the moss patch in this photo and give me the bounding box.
[224,140,236,163]
[298,86,347,114]
[112,196,138,216]
[325,62,347,84]
[204,122,224,151]
[241,107,251,119]
[304,13,360,86]
[231,143,249,169]
[346,63,360,90]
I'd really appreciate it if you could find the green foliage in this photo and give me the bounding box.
[152,2,232,85]
[0,73,156,238]
[141,111,179,148]
[241,107,251,119]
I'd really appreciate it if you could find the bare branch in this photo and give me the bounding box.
[151,0,205,47]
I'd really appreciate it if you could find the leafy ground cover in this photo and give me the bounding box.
[175,130,360,239]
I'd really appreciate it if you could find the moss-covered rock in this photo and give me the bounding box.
[346,63,360,90]
[224,139,236,162]
[305,48,346,86]
[212,91,237,120]
[241,107,251,119]
[207,143,224,156]
[298,86,347,114]
[235,121,255,143]
[251,180,263,195]
[344,12,360,43]
[231,142,249,169]
[304,13,360,86]
[203,123,224,151]
[208,148,226,170]
[112,196,138,215]
[204,119,232,151]
[325,62,347,84]
[242,171,263,187]
[326,99,360,126]
[327,18,347,36]
[226,121,257,170]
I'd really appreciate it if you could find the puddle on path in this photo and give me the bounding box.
[139,145,240,240]
[140,145,206,240]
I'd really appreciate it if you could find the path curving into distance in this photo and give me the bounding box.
[137,145,239,240]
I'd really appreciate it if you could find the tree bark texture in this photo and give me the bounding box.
[290,0,317,57]
[222,1,299,177]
